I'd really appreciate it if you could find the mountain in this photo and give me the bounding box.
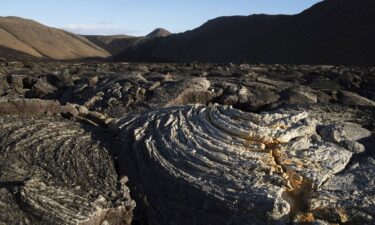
[84,34,141,55]
[115,0,375,66]
[146,28,171,38]
[85,28,171,56]
[0,16,110,60]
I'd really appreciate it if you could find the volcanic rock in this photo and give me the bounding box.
[319,122,371,143]
[309,157,375,224]
[88,76,99,87]
[114,104,352,225]
[31,79,57,97]
[0,116,135,225]
[148,77,214,107]
[0,98,61,116]
[0,62,374,225]
[281,86,318,105]
[338,90,375,107]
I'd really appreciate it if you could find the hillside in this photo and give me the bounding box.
[115,0,375,66]
[0,16,110,59]
[85,28,171,55]
[84,34,142,55]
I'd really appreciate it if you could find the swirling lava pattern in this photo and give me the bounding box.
[0,116,134,225]
[116,104,352,225]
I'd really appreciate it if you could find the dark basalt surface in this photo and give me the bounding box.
[0,61,374,225]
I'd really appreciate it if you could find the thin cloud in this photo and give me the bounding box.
[61,23,143,36]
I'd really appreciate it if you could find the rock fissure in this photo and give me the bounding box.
[259,139,316,224]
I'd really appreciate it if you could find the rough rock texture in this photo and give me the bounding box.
[309,157,375,224]
[0,98,62,115]
[147,77,214,107]
[1,62,374,116]
[0,62,374,225]
[114,104,354,225]
[0,116,135,225]
[338,90,375,107]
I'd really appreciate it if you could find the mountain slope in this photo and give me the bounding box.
[116,0,375,66]
[85,28,171,55]
[84,35,142,55]
[0,16,110,59]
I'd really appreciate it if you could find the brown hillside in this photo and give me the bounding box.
[0,16,110,59]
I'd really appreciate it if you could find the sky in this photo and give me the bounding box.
[1,0,322,36]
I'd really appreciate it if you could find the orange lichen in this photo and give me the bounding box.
[294,212,316,223]
[245,134,318,223]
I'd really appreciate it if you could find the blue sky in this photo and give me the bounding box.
[1,0,322,36]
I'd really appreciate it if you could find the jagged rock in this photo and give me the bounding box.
[7,74,25,88]
[0,78,10,95]
[236,86,250,103]
[334,72,362,90]
[339,140,366,154]
[309,78,341,91]
[0,98,61,115]
[242,89,280,112]
[1,62,375,225]
[281,87,318,105]
[115,104,352,225]
[308,157,375,224]
[0,116,135,225]
[88,76,99,87]
[31,79,57,97]
[58,69,74,86]
[319,123,372,155]
[214,83,279,111]
[0,99,110,126]
[148,78,214,107]
[316,91,332,104]
[147,81,161,91]
[220,94,239,105]
[338,90,375,107]
[256,76,294,90]
[319,122,371,143]
[144,72,175,82]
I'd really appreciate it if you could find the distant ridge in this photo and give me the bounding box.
[115,0,375,66]
[84,28,171,55]
[0,16,110,60]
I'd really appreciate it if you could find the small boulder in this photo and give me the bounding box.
[319,122,371,143]
[281,86,317,105]
[0,78,10,95]
[88,76,99,87]
[7,75,25,88]
[316,91,332,104]
[58,69,74,86]
[339,140,366,154]
[236,86,250,103]
[32,80,57,97]
[149,78,213,107]
[0,57,6,66]
[338,90,375,107]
